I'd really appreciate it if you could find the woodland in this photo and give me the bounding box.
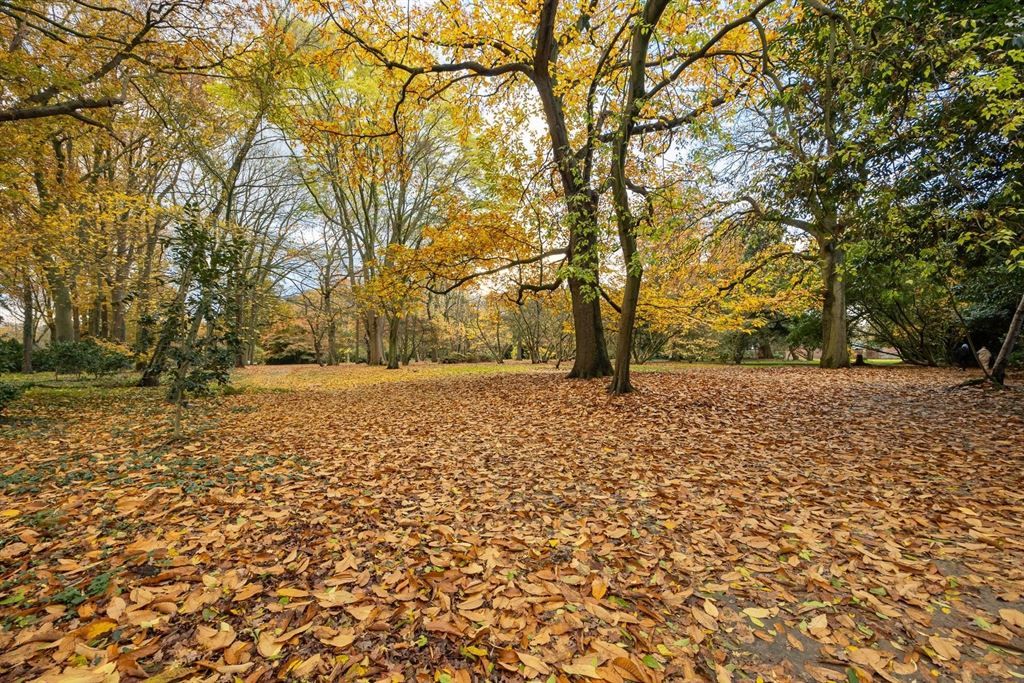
[1,0,1024,680]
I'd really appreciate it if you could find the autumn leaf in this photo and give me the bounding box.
[196,622,236,651]
[591,576,608,601]
[516,651,550,675]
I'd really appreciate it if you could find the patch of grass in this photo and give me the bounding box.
[233,361,560,393]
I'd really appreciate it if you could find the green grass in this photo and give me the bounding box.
[0,370,140,389]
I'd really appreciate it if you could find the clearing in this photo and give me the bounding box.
[1,364,1023,682]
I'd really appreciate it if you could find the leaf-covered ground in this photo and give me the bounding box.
[1,364,1023,682]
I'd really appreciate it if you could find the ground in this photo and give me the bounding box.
[1,363,1022,682]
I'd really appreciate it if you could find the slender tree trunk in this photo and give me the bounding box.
[134,220,161,352]
[21,272,33,372]
[324,290,338,365]
[819,238,849,368]
[234,289,246,368]
[610,267,641,394]
[352,315,360,364]
[386,316,400,369]
[992,290,1024,385]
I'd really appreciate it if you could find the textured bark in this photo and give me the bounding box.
[819,239,849,368]
[367,313,385,365]
[21,273,33,372]
[992,290,1024,385]
[564,198,612,380]
[50,275,75,343]
[386,316,400,369]
[325,291,338,365]
[609,271,640,393]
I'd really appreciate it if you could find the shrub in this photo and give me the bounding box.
[264,343,317,365]
[0,380,23,414]
[34,340,134,377]
[0,338,22,373]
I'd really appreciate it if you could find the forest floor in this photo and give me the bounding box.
[1,363,1023,682]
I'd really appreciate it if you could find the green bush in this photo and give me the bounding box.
[0,380,23,414]
[264,343,317,365]
[0,338,22,373]
[34,340,134,377]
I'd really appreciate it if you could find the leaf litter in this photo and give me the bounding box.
[1,364,1022,681]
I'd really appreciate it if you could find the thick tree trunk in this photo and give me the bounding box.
[110,286,126,343]
[50,275,75,343]
[567,280,612,379]
[819,239,849,368]
[21,273,33,372]
[992,289,1024,385]
[367,313,384,365]
[386,316,400,370]
[565,199,612,380]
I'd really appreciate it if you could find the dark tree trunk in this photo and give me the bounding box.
[819,238,849,368]
[21,273,33,372]
[564,197,612,380]
[609,269,640,394]
[992,290,1024,385]
[386,316,400,369]
[50,275,75,343]
[367,313,384,365]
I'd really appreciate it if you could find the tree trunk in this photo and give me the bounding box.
[564,198,612,379]
[134,220,161,352]
[233,289,246,368]
[367,313,384,365]
[324,290,338,365]
[21,272,33,372]
[386,316,400,370]
[110,285,127,343]
[992,289,1024,385]
[819,239,849,368]
[609,268,641,394]
[50,275,75,343]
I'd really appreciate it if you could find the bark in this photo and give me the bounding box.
[325,290,338,365]
[819,239,849,368]
[386,316,401,369]
[234,290,246,368]
[606,0,670,393]
[367,313,385,365]
[110,285,127,343]
[532,35,611,380]
[992,289,1024,385]
[21,273,33,372]
[50,274,75,342]
[564,198,612,379]
[566,276,613,379]
[609,271,640,393]
[134,219,161,351]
